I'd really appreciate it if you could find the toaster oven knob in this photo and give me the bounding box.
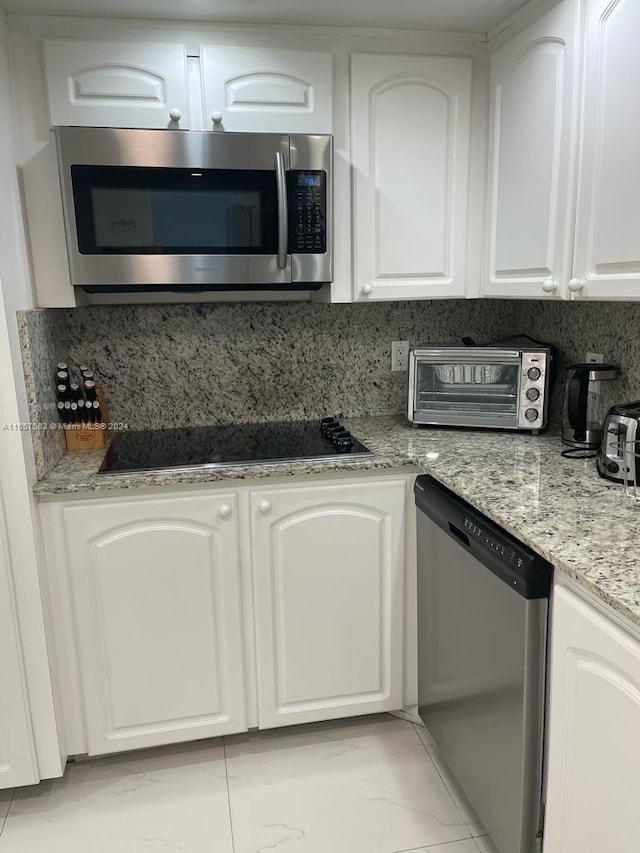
[527,366,542,381]
[525,408,539,422]
[526,387,540,401]
[607,462,620,474]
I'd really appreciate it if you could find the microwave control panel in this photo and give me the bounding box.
[289,171,326,254]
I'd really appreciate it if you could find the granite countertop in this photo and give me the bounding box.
[34,415,640,632]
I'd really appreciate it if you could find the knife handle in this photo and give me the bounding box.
[84,380,97,402]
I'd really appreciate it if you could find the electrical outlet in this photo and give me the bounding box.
[391,341,410,372]
[586,352,604,395]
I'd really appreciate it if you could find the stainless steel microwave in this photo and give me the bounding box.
[408,345,551,432]
[54,127,333,292]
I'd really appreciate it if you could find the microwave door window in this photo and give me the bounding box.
[91,189,153,248]
[72,165,278,255]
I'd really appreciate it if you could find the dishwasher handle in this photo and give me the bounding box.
[415,475,552,600]
[448,521,470,548]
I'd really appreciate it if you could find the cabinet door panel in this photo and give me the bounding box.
[484,0,579,299]
[544,585,640,852]
[0,491,38,787]
[251,480,405,728]
[63,494,245,754]
[351,54,471,301]
[201,46,332,133]
[44,41,190,129]
[573,0,640,298]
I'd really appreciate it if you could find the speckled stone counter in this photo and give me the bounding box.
[34,416,640,632]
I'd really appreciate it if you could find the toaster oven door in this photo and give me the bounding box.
[410,349,523,429]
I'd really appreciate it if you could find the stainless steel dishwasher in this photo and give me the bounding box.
[415,475,552,853]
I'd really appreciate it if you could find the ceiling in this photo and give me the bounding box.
[2,0,532,33]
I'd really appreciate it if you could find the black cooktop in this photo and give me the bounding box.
[98,418,372,475]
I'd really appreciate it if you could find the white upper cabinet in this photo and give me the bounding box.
[484,0,580,300]
[544,584,640,853]
[571,0,640,300]
[350,53,472,302]
[43,40,190,129]
[62,493,246,755]
[200,46,333,133]
[250,479,405,728]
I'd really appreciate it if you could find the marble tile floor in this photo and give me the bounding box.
[0,715,495,853]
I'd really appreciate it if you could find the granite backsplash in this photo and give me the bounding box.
[517,300,640,428]
[19,299,519,478]
[22,298,640,482]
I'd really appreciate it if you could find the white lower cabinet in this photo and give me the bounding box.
[0,492,39,787]
[544,584,640,852]
[43,475,408,756]
[250,480,406,728]
[61,493,246,755]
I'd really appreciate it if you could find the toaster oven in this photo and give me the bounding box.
[408,345,551,432]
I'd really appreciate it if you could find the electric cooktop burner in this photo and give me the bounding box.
[98,418,372,475]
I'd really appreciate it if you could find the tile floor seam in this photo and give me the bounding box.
[410,725,454,803]
[409,724,476,846]
[222,738,236,853]
[0,790,15,839]
[391,838,477,853]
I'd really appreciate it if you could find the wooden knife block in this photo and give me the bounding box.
[64,383,109,452]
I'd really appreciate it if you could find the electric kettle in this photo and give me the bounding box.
[562,363,618,451]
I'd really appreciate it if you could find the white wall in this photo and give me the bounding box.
[0,11,64,782]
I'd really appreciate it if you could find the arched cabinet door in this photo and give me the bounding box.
[544,585,640,852]
[350,53,471,301]
[572,0,640,300]
[201,46,333,133]
[250,480,405,728]
[62,493,246,755]
[483,0,579,300]
[43,40,190,128]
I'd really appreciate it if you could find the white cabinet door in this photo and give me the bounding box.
[350,54,471,301]
[544,585,640,852]
[484,0,580,300]
[572,0,640,299]
[63,493,246,755]
[201,46,332,133]
[0,491,38,788]
[44,40,190,129]
[250,480,405,728]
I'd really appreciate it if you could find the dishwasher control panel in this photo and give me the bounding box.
[462,516,526,570]
[415,474,552,599]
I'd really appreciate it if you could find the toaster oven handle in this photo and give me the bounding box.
[275,151,288,269]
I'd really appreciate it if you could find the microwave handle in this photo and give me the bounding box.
[275,152,288,269]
